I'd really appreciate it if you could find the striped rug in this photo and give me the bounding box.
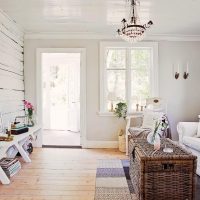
[94,159,137,200]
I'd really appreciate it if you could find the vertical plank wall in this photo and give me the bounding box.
[0,10,24,128]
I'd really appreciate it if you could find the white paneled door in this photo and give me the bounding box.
[42,53,80,132]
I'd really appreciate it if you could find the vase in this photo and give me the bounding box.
[147,132,161,150]
[27,115,34,127]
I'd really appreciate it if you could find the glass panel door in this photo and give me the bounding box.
[42,52,80,146]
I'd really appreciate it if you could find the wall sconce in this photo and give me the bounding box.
[174,64,180,79]
[183,63,189,79]
[175,72,179,79]
[183,72,189,79]
[174,63,190,80]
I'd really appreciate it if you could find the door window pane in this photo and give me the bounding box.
[42,53,80,131]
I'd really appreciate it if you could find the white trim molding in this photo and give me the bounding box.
[25,32,200,41]
[36,48,87,148]
[99,41,159,114]
[147,34,200,42]
[25,32,118,40]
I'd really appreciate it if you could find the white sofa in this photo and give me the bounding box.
[177,122,200,176]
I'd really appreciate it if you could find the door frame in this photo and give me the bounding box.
[36,48,87,147]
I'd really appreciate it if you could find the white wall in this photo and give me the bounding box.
[159,41,200,140]
[0,10,24,128]
[24,39,125,147]
[24,39,200,145]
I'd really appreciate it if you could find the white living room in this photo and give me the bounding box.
[0,0,199,200]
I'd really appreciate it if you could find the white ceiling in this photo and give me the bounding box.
[0,0,200,36]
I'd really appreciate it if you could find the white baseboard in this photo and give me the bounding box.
[83,140,119,148]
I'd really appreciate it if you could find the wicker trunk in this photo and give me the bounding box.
[129,139,197,200]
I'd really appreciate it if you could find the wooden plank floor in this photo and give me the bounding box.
[0,148,126,200]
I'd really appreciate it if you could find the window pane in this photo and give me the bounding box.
[131,49,150,69]
[106,49,126,69]
[106,70,125,111]
[131,49,151,111]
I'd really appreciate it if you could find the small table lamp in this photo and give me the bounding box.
[107,92,117,112]
[146,97,164,112]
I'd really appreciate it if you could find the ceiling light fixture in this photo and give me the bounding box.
[117,0,153,43]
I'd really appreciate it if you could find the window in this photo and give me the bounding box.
[100,42,158,114]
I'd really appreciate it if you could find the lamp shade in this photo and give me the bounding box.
[146,97,162,106]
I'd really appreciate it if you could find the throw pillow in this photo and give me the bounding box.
[141,111,163,130]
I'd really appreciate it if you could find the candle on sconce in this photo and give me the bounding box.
[186,62,189,73]
[174,63,180,79]
[183,62,189,79]
[177,63,179,73]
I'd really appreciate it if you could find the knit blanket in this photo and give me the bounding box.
[128,114,171,139]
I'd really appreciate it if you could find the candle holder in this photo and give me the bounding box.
[175,72,179,79]
[136,104,139,111]
[183,72,189,79]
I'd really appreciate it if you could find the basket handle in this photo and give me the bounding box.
[132,149,135,160]
[162,163,174,170]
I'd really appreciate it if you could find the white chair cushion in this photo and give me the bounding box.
[182,136,200,152]
[197,123,200,137]
[141,111,164,130]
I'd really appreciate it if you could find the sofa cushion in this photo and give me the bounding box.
[182,136,200,152]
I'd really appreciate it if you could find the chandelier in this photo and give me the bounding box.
[117,0,153,43]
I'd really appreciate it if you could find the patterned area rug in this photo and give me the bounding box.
[94,159,137,200]
[95,159,200,200]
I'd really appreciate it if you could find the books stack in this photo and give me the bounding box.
[11,126,29,135]
[0,158,21,178]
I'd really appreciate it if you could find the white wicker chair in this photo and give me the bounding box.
[125,97,167,155]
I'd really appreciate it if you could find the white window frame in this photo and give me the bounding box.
[99,41,159,115]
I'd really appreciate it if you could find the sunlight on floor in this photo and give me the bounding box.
[43,129,80,146]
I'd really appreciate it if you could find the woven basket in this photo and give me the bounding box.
[118,129,126,153]
[129,139,197,200]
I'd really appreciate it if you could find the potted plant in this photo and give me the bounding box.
[114,102,127,153]
[24,100,35,127]
[114,102,127,120]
